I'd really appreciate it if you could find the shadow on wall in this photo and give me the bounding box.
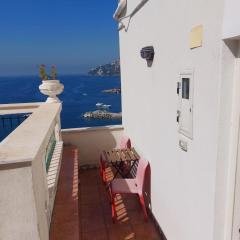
[144,164,168,239]
[224,39,239,57]
[144,164,151,211]
[62,126,124,167]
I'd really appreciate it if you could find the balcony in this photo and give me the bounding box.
[0,102,162,240]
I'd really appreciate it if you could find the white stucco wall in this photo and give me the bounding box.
[62,125,124,166]
[0,164,39,240]
[119,0,226,239]
[222,0,240,39]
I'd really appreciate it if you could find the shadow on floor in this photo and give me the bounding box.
[79,168,162,240]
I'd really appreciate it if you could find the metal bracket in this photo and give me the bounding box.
[177,82,181,94]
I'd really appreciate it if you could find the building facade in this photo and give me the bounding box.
[118,0,240,239]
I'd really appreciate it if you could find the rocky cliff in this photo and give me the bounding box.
[88,60,120,76]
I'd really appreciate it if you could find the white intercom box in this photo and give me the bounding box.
[177,70,194,139]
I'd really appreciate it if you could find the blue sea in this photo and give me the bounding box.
[0,75,122,130]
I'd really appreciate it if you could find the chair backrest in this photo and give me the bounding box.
[119,135,131,149]
[136,158,149,193]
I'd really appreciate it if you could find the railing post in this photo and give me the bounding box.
[38,77,64,142]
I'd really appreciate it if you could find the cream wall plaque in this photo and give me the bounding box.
[190,25,203,49]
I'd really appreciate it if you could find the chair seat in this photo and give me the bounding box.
[109,157,149,222]
[111,178,139,194]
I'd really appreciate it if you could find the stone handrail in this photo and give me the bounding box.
[0,103,62,165]
[0,103,62,240]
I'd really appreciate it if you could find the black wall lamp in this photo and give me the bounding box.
[140,46,154,66]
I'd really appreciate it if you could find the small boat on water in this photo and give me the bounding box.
[96,102,104,107]
[102,104,111,109]
[96,103,111,109]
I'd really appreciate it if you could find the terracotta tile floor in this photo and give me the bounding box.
[50,146,79,240]
[79,168,162,240]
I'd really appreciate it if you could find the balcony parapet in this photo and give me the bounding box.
[0,102,63,240]
[0,103,61,165]
[62,125,124,166]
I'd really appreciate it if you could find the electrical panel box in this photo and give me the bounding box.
[177,70,194,139]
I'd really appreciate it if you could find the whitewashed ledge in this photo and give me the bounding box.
[0,103,61,165]
[62,124,123,133]
[0,102,43,115]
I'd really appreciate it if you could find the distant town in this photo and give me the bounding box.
[88,60,120,76]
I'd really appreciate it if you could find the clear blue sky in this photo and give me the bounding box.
[0,0,120,76]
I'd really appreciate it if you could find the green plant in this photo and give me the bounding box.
[39,65,58,80]
[51,65,57,79]
[39,64,48,80]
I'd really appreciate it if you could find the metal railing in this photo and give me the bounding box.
[0,113,31,141]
